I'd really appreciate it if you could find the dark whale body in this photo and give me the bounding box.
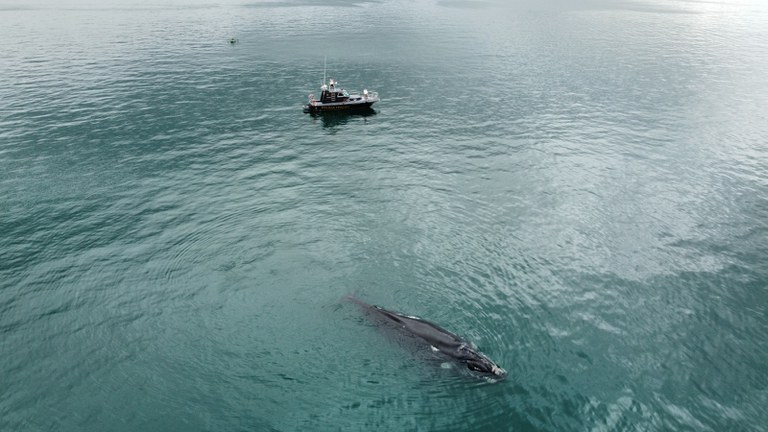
[346,297,507,380]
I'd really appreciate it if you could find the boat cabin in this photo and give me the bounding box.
[319,79,349,103]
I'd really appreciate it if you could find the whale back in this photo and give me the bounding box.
[371,306,464,350]
[345,296,507,380]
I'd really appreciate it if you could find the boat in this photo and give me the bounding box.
[303,78,379,113]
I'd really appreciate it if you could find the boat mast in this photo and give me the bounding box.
[323,56,327,86]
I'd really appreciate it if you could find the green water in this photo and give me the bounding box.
[1,0,767,430]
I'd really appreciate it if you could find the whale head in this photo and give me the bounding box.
[456,344,507,379]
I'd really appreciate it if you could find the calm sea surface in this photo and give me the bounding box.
[1,0,767,430]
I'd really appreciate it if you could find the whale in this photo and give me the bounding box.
[346,296,507,380]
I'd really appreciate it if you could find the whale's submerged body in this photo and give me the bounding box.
[346,297,507,380]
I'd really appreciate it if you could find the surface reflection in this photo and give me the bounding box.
[308,108,378,128]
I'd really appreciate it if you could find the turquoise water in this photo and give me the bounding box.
[2,0,768,430]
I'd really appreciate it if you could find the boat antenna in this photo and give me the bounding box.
[323,56,327,86]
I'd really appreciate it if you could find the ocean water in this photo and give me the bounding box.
[1,0,767,430]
